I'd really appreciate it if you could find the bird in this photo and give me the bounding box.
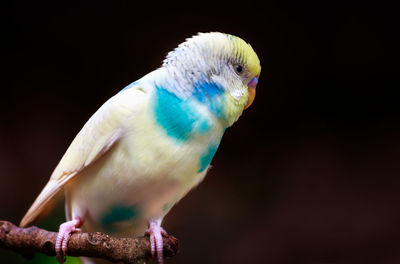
[19,32,261,264]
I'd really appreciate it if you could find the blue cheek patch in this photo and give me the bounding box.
[100,204,141,232]
[154,87,211,142]
[193,81,223,99]
[192,81,227,121]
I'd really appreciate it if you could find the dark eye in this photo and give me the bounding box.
[235,64,243,74]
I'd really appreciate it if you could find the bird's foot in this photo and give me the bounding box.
[55,217,83,264]
[146,219,167,264]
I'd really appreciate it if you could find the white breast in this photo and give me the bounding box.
[65,84,223,236]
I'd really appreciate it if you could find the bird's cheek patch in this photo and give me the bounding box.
[192,81,227,121]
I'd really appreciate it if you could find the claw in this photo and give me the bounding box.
[55,217,83,264]
[146,219,167,264]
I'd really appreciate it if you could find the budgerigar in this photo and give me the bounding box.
[20,32,261,264]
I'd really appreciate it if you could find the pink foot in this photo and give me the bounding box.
[55,217,83,264]
[146,219,167,264]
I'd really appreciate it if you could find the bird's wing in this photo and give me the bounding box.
[20,86,147,227]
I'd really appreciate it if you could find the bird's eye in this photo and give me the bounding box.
[235,64,243,74]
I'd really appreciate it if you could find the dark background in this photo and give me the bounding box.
[1,2,399,263]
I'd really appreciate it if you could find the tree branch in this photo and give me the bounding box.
[0,220,179,263]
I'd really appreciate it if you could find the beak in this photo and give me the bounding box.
[244,76,258,109]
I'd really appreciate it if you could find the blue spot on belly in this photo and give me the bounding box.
[154,86,211,142]
[100,204,141,232]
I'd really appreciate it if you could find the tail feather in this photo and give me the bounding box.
[20,180,63,227]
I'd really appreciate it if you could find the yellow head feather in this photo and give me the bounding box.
[231,35,261,79]
[162,32,261,126]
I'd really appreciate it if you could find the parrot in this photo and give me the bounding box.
[19,32,261,264]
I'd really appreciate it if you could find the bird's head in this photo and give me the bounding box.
[162,32,261,127]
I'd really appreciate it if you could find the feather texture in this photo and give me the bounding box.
[20,85,148,227]
[20,32,261,264]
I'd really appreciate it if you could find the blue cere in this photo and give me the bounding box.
[154,86,211,142]
[100,204,141,231]
[192,81,226,121]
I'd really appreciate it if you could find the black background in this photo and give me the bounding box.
[1,2,399,263]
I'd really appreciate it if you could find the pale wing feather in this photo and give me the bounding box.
[20,87,146,227]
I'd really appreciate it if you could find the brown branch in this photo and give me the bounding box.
[0,220,179,263]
